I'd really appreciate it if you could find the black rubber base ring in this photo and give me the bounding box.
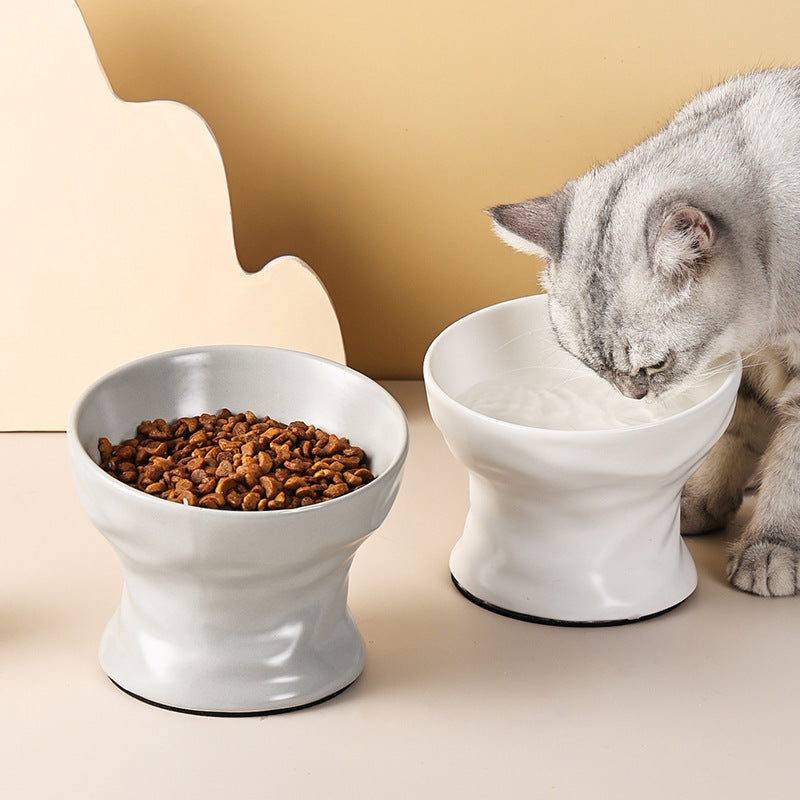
[451,573,688,627]
[108,676,358,717]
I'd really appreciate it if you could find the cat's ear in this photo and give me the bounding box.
[486,192,569,261]
[654,206,714,289]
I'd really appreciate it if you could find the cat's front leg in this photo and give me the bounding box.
[681,379,775,534]
[728,387,800,596]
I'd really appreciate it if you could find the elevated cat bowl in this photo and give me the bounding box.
[68,345,408,714]
[423,294,741,625]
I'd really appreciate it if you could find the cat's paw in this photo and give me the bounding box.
[680,482,738,535]
[727,534,800,597]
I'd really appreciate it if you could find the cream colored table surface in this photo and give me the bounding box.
[3,381,798,799]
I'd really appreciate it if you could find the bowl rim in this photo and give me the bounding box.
[423,293,743,439]
[67,344,410,517]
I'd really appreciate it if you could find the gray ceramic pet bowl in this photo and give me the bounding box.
[67,345,408,715]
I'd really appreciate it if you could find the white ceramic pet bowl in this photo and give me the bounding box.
[67,345,408,715]
[423,294,741,625]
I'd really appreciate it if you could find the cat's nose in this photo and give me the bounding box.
[614,373,648,400]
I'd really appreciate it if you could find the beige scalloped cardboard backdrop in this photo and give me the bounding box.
[0,0,345,431]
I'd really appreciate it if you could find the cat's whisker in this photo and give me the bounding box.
[492,324,556,353]
[697,357,769,383]
[691,348,771,384]
[501,363,589,378]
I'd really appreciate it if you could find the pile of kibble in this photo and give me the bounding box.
[97,409,375,510]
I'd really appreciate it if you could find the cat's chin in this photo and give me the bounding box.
[644,376,695,403]
[645,353,739,405]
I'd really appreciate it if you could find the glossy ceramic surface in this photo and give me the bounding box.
[423,294,742,624]
[67,346,408,714]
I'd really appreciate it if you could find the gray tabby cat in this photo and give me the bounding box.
[487,68,800,597]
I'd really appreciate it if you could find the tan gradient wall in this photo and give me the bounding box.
[75,0,799,379]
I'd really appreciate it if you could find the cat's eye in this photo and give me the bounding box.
[643,355,672,376]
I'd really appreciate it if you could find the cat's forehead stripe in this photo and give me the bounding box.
[595,176,625,253]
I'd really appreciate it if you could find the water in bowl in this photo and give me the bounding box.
[458,364,726,431]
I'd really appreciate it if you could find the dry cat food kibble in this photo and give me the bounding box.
[97,409,375,510]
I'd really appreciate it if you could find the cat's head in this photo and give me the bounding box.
[487,175,745,400]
